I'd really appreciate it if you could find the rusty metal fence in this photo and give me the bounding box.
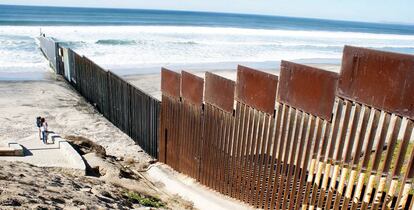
[71,51,160,158]
[38,36,414,209]
[160,46,414,210]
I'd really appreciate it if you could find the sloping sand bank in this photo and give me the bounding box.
[0,76,152,164]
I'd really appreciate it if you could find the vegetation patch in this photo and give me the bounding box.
[124,191,165,208]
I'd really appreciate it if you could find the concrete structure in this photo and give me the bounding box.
[0,142,24,156]
[0,135,86,172]
[146,164,253,210]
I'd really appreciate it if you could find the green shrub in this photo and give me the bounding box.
[125,191,164,208]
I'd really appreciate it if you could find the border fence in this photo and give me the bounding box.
[37,36,160,158]
[38,35,414,210]
[160,46,414,210]
[36,35,63,75]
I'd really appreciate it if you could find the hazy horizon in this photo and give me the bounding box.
[1,0,413,25]
[0,3,406,26]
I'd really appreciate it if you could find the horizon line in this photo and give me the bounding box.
[1,3,414,26]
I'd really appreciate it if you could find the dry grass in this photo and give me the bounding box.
[348,140,414,194]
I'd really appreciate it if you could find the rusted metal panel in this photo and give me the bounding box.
[236,65,278,115]
[181,71,204,106]
[228,102,243,198]
[278,61,338,121]
[248,111,272,207]
[200,101,235,192]
[291,115,317,210]
[222,111,235,195]
[178,101,203,179]
[177,71,204,179]
[202,104,212,187]
[161,68,181,98]
[166,97,181,170]
[212,109,226,192]
[238,104,256,202]
[338,45,414,120]
[243,109,262,204]
[205,72,235,113]
[160,72,182,168]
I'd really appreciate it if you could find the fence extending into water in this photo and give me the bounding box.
[36,36,63,75]
[38,35,414,209]
[37,36,160,158]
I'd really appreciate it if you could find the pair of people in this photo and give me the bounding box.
[36,117,48,144]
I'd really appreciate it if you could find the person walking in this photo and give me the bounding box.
[36,116,42,140]
[40,118,48,144]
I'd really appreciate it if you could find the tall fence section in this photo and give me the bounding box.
[160,46,414,210]
[38,36,414,209]
[37,36,160,158]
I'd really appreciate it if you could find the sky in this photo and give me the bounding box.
[1,0,413,24]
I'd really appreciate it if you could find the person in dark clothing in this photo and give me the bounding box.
[40,118,48,144]
[36,116,42,140]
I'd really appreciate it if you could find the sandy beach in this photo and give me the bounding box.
[0,74,152,163]
[0,72,198,209]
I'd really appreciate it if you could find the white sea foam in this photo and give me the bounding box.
[1,25,414,75]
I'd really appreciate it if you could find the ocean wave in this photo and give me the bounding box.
[60,26,414,41]
[0,39,38,52]
[169,41,198,45]
[58,41,88,48]
[1,25,414,75]
[142,39,414,50]
[92,38,414,49]
[5,25,414,41]
[96,39,137,45]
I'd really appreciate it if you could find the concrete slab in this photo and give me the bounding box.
[0,134,85,172]
[145,164,253,210]
[0,142,24,156]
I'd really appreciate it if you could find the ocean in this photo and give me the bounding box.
[1,4,414,79]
